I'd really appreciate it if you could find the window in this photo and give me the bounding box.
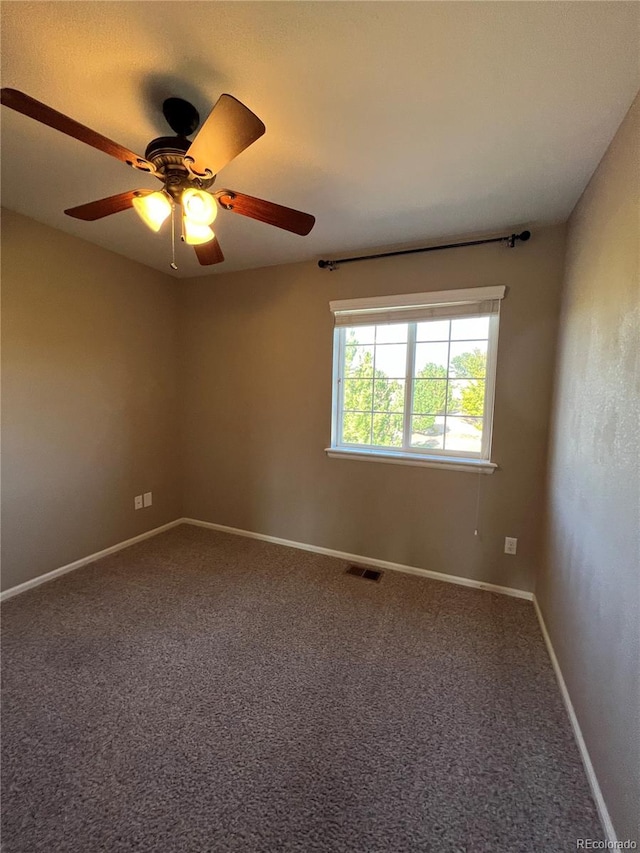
[327,287,505,473]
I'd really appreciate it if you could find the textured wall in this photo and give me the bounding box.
[1,210,181,590]
[538,96,640,841]
[179,225,566,592]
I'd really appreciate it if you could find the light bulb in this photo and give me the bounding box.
[132,191,172,232]
[182,188,217,226]
[183,218,215,245]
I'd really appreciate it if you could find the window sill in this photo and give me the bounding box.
[325,447,497,474]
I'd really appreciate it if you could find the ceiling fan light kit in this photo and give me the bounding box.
[0,89,316,269]
[132,185,218,247]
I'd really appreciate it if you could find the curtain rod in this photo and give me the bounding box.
[318,229,531,271]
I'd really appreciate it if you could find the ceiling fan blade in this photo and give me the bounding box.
[184,94,265,177]
[64,190,150,221]
[194,235,225,266]
[0,88,155,173]
[215,190,315,236]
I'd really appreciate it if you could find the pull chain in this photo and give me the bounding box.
[170,202,178,271]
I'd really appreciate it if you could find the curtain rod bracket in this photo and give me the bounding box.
[318,229,531,270]
[318,259,338,271]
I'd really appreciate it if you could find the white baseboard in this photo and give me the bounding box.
[533,596,617,844]
[182,517,533,600]
[2,515,532,603]
[0,519,182,602]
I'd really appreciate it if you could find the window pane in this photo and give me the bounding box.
[373,378,405,413]
[410,415,445,450]
[343,378,373,412]
[448,379,485,418]
[416,320,450,342]
[448,342,487,378]
[345,345,374,378]
[444,416,483,453]
[412,379,448,415]
[374,343,407,377]
[451,316,490,340]
[345,326,375,345]
[342,412,372,445]
[415,342,449,374]
[372,413,403,447]
[375,323,408,344]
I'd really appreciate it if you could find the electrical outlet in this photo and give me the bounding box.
[134,495,143,510]
[504,537,518,555]
[143,492,152,508]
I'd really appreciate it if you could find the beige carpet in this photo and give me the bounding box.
[1,523,602,852]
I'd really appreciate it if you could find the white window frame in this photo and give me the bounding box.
[326,286,505,474]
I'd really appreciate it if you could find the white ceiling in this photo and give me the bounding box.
[1,2,639,278]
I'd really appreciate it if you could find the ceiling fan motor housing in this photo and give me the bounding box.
[145,136,215,199]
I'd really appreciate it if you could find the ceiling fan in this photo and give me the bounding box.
[0,88,316,266]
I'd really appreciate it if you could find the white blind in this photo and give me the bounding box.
[330,285,506,327]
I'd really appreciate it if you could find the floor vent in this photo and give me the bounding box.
[346,564,383,582]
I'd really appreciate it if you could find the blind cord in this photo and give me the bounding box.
[474,472,482,537]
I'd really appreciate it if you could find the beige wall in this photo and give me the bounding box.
[180,225,566,592]
[0,213,566,595]
[538,97,639,841]
[1,210,180,591]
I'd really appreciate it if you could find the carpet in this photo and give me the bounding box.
[1,524,602,852]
